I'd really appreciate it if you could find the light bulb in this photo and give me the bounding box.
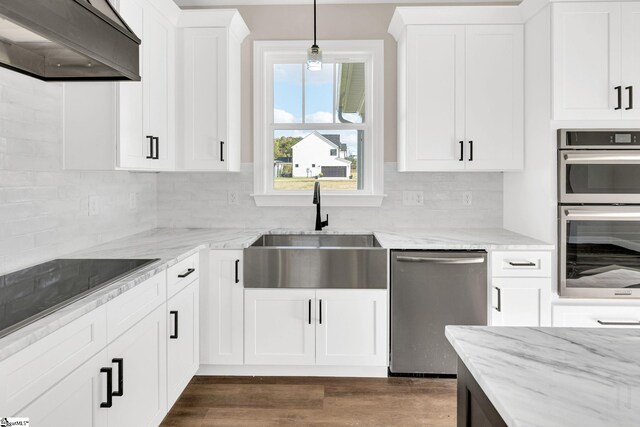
[307,45,322,71]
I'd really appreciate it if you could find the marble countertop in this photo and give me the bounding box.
[446,326,640,427]
[0,227,552,362]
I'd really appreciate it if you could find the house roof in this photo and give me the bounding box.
[294,131,339,149]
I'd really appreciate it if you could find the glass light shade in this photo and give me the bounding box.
[307,45,322,71]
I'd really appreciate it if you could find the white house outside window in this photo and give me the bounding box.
[253,40,384,207]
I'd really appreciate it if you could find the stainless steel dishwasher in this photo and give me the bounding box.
[390,251,487,375]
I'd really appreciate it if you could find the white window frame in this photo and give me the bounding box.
[253,40,385,207]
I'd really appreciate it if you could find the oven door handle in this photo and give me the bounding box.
[564,209,640,220]
[562,152,640,164]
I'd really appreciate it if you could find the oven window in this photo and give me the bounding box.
[566,220,640,289]
[566,164,640,194]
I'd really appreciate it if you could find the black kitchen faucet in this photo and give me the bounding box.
[313,181,329,231]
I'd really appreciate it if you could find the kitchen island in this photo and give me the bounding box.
[445,326,640,427]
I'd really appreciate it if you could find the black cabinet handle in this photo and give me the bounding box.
[220,141,225,162]
[468,141,473,161]
[235,259,240,284]
[615,86,622,110]
[100,367,113,408]
[178,268,195,278]
[494,287,501,312]
[170,310,179,339]
[145,135,154,159]
[112,358,123,397]
[459,141,463,161]
[153,137,160,159]
[508,261,536,267]
[308,299,312,325]
[319,299,322,324]
[626,86,633,110]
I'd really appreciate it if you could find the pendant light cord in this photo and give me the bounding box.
[313,0,317,47]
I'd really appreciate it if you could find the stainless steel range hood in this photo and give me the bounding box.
[0,0,140,81]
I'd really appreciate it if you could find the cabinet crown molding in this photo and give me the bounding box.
[177,8,250,41]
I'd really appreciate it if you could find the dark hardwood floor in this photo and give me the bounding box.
[161,376,457,426]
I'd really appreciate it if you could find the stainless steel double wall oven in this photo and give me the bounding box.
[559,129,640,298]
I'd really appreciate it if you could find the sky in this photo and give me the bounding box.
[273,62,362,154]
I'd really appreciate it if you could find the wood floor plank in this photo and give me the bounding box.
[161,376,456,427]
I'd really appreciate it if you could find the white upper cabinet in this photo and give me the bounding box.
[464,25,523,171]
[390,7,523,172]
[176,11,249,171]
[553,2,640,120]
[63,7,248,172]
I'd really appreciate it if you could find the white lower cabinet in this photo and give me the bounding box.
[245,289,388,367]
[316,290,387,366]
[553,305,640,328]
[491,278,550,326]
[201,250,244,365]
[167,280,200,407]
[489,251,552,327]
[107,304,167,427]
[20,348,109,427]
[244,289,316,365]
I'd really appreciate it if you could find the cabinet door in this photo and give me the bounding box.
[491,278,549,327]
[182,27,229,171]
[315,290,387,366]
[244,289,316,365]
[143,4,173,170]
[402,25,465,171]
[622,2,640,120]
[107,305,167,427]
[465,25,523,171]
[553,2,622,120]
[167,280,199,408]
[201,250,244,365]
[19,349,109,427]
[117,0,147,169]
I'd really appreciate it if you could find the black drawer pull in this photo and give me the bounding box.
[508,261,536,267]
[494,287,501,313]
[100,367,113,408]
[615,86,622,110]
[170,310,179,339]
[235,259,240,284]
[220,141,225,162]
[468,140,473,161]
[145,135,154,159]
[597,320,640,326]
[319,299,322,324]
[626,86,633,110]
[178,268,195,278]
[308,299,312,325]
[112,358,124,397]
[459,141,463,161]
[153,136,160,159]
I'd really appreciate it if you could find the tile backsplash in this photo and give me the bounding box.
[157,163,503,230]
[0,69,157,275]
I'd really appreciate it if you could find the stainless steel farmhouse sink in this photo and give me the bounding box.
[243,233,387,289]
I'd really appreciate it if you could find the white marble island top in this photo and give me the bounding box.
[446,326,640,427]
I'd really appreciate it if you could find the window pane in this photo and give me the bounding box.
[273,64,302,123]
[273,130,362,191]
[336,63,365,123]
[304,63,334,123]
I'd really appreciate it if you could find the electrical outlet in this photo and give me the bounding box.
[403,190,424,206]
[228,190,239,205]
[88,195,99,216]
[129,192,137,210]
[463,191,473,206]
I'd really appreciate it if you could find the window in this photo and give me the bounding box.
[253,40,384,207]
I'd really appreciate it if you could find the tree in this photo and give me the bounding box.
[274,136,302,159]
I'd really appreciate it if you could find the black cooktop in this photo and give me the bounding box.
[0,258,158,338]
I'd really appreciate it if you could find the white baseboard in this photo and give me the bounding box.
[197,364,389,378]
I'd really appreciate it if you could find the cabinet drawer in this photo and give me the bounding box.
[553,305,640,328]
[0,305,107,416]
[491,251,551,277]
[167,253,199,298]
[106,271,166,342]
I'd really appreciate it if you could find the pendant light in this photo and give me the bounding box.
[307,0,322,71]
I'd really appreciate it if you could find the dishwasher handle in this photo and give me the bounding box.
[396,256,485,264]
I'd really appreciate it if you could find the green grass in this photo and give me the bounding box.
[274,175,358,191]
